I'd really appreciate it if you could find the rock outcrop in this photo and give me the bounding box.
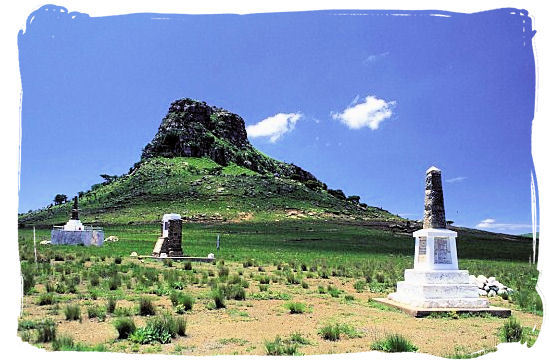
[142,98,318,183]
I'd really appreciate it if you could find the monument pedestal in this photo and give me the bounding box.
[388,269,488,308]
[388,228,489,309]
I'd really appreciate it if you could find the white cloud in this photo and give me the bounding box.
[332,95,395,130]
[446,176,467,183]
[475,218,532,231]
[364,51,389,64]
[246,113,302,143]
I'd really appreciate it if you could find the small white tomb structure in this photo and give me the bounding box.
[387,167,489,309]
[51,197,104,246]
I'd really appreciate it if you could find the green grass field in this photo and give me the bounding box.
[18,219,541,316]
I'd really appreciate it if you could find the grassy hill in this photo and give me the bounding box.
[18,156,400,227]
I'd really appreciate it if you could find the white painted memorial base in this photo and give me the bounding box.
[388,228,490,309]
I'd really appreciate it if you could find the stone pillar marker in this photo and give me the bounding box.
[386,166,491,311]
[423,166,446,229]
[152,214,184,257]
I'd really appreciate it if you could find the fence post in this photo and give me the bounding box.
[33,226,37,263]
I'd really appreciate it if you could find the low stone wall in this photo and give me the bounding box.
[51,229,104,246]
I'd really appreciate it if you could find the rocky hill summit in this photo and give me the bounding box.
[141,98,317,184]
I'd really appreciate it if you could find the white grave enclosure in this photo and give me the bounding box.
[388,167,489,309]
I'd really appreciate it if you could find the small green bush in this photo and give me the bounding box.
[327,285,341,298]
[63,304,81,321]
[218,265,229,278]
[353,280,366,292]
[301,281,309,289]
[106,296,117,314]
[139,297,156,316]
[212,288,226,308]
[265,335,299,356]
[87,305,106,321]
[38,293,55,305]
[371,333,418,352]
[501,317,523,342]
[285,302,306,314]
[175,316,187,336]
[289,332,311,345]
[319,323,361,341]
[52,334,75,351]
[319,324,341,341]
[113,318,136,339]
[129,312,182,344]
[259,284,269,292]
[170,291,194,312]
[35,319,56,343]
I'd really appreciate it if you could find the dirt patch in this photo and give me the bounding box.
[18,260,542,357]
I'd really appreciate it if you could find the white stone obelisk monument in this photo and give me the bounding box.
[388,167,489,308]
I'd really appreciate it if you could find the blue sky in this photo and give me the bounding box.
[17,6,537,234]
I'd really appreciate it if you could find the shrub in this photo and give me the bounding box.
[139,297,156,316]
[501,317,523,342]
[114,318,136,339]
[175,316,187,336]
[218,265,229,278]
[301,281,309,289]
[371,333,418,352]
[259,275,270,284]
[21,266,35,295]
[327,285,341,298]
[89,273,100,287]
[289,332,311,345]
[170,291,194,312]
[35,319,56,343]
[285,302,306,314]
[259,284,269,292]
[38,293,55,305]
[114,256,122,264]
[344,295,355,302]
[319,324,341,341]
[106,296,117,313]
[265,336,299,356]
[212,288,226,308]
[63,304,81,321]
[52,334,75,351]
[233,286,246,300]
[87,305,106,321]
[353,280,366,292]
[184,261,192,270]
[319,323,361,341]
[130,312,181,344]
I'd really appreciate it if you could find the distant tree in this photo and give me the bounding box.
[100,174,118,184]
[78,191,84,198]
[347,195,360,204]
[54,194,67,205]
[327,189,346,200]
[446,220,454,226]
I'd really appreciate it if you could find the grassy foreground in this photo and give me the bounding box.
[17,219,542,356]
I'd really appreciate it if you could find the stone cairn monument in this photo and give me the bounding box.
[152,214,184,257]
[386,167,497,313]
[51,197,104,246]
